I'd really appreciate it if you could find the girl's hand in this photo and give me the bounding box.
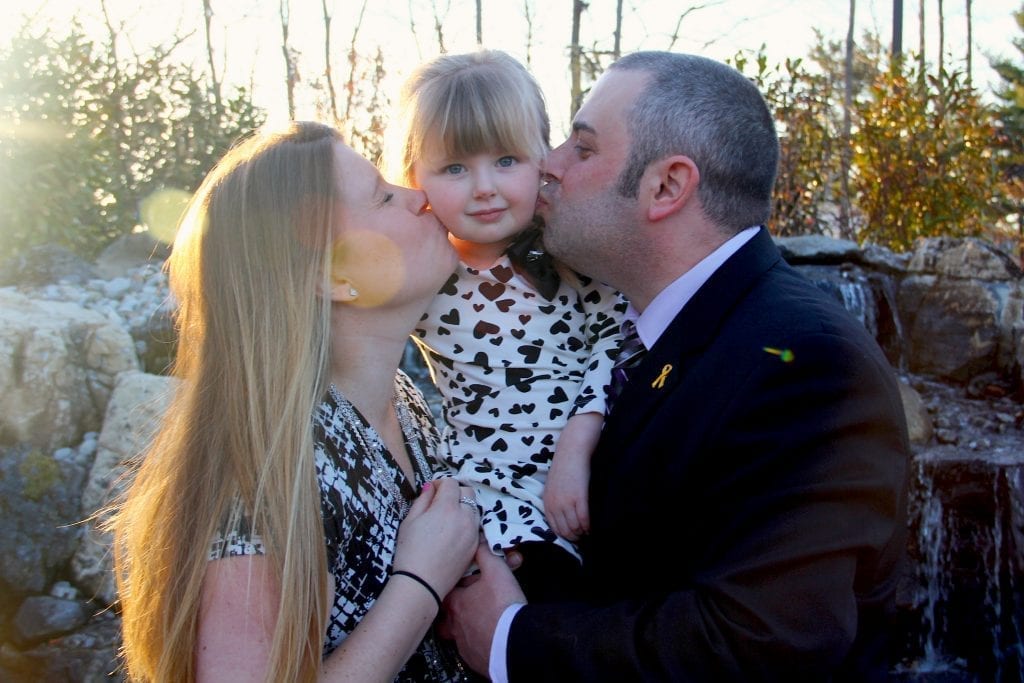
[543,412,602,541]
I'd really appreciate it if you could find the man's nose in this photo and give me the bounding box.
[541,140,569,182]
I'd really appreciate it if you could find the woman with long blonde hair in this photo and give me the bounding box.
[112,121,479,682]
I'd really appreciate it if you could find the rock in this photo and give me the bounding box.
[0,291,140,450]
[908,236,1024,281]
[1,609,122,683]
[858,242,912,274]
[898,275,1011,382]
[93,232,170,280]
[0,444,91,598]
[12,596,90,646]
[775,234,861,263]
[898,381,933,444]
[0,245,97,287]
[72,371,177,605]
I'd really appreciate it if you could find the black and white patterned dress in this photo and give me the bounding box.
[209,371,466,681]
[413,257,626,560]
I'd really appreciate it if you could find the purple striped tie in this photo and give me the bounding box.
[607,319,646,413]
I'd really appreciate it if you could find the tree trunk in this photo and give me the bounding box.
[840,0,856,241]
[322,0,338,124]
[918,0,926,82]
[891,0,903,63]
[569,0,585,121]
[280,0,295,119]
[476,0,483,46]
[938,0,945,77]
[965,0,973,86]
[202,0,222,111]
[613,0,623,60]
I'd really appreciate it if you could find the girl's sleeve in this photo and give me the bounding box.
[564,268,628,418]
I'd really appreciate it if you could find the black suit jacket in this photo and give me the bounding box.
[508,228,910,681]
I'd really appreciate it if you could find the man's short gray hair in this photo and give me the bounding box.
[612,52,779,233]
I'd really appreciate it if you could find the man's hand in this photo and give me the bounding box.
[441,542,527,675]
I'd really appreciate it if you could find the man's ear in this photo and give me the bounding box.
[642,155,699,222]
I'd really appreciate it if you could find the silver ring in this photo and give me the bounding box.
[459,496,477,510]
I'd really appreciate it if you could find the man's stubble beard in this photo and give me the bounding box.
[542,188,636,288]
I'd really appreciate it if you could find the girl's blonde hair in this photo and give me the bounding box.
[112,121,341,682]
[387,49,550,186]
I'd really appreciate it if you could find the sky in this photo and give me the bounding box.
[2,0,1020,137]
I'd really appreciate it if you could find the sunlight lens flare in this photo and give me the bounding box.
[139,188,192,244]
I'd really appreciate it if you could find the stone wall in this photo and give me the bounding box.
[1,233,1022,681]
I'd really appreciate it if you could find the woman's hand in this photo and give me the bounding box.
[393,477,479,598]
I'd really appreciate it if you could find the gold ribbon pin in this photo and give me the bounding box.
[651,364,673,388]
[763,347,795,363]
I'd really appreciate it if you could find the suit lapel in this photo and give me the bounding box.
[603,227,782,440]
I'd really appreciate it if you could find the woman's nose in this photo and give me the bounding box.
[408,187,430,215]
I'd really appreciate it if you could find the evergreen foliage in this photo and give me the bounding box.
[0,24,265,260]
[990,3,1024,255]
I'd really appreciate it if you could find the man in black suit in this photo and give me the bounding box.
[443,51,910,682]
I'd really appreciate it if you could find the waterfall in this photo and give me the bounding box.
[898,454,1024,681]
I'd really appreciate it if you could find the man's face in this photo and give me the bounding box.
[537,69,648,282]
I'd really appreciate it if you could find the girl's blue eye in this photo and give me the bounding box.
[497,156,517,168]
[444,164,465,175]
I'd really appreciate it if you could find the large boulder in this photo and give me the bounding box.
[0,291,140,450]
[72,371,176,605]
[0,442,94,598]
[899,238,1024,383]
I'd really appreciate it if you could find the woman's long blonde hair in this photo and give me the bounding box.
[112,122,342,682]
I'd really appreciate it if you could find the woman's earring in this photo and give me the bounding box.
[348,286,359,298]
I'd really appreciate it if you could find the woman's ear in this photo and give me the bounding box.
[324,273,360,303]
[643,155,699,222]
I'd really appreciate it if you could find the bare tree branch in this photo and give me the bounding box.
[407,0,424,62]
[432,0,450,54]
[523,0,535,67]
[343,0,369,126]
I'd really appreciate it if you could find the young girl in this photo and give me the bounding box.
[389,50,626,599]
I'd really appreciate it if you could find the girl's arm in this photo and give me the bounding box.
[544,411,603,540]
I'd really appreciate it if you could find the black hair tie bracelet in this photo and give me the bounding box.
[391,569,442,612]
